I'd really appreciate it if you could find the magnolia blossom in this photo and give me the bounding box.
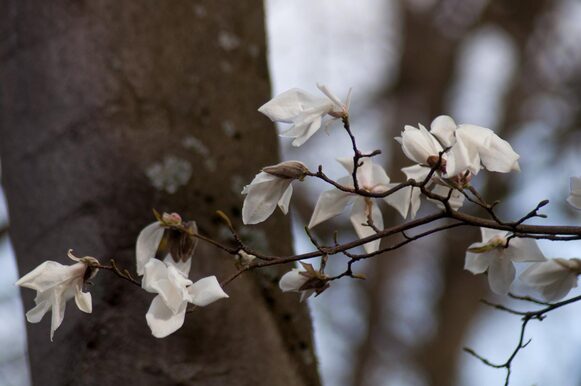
[521,258,581,302]
[464,228,545,295]
[242,161,309,224]
[308,157,413,254]
[258,84,351,147]
[142,259,228,338]
[16,250,99,340]
[279,263,328,302]
[429,115,520,177]
[567,176,581,210]
[136,212,197,275]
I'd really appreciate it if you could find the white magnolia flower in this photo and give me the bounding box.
[464,228,545,295]
[401,164,464,213]
[15,250,99,340]
[279,263,328,302]
[142,259,228,338]
[258,84,351,147]
[136,212,197,275]
[567,176,581,210]
[520,258,581,302]
[428,115,520,177]
[242,161,309,224]
[308,157,412,254]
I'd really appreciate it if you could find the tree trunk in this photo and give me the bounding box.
[0,1,320,386]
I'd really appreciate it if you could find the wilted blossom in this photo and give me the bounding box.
[258,84,351,147]
[308,157,413,254]
[142,259,228,338]
[464,228,545,295]
[242,161,309,225]
[279,262,329,302]
[136,212,198,276]
[567,176,581,210]
[16,250,99,340]
[521,258,581,302]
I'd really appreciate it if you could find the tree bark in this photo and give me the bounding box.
[0,1,320,386]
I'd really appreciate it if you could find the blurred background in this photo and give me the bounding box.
[2,0,581,385]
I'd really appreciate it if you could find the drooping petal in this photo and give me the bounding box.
[16,261,84,292]
[278,184,294,215]
[279,268,308,292]
[188,276,229,307]
[258,88,328,123]
[567,176,581,210]
[488,256,516,295]
[136,222,165,276]
[430,115,457,147]
[464,245,493,274]
[383,184,413,219]
[142,260,191,314]
[350,198,383,254]
[146,295,187,338]
[25,293,52,324]
[520,260,578,301]
[308,188,354,229]
[73,280,92,314]
[164,255,192,276]
[289,114,324,147]
[242,173,290,224]
[50,286,68,341]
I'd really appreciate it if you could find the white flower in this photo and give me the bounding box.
[464,228,545,295]
[396,124,444,166]
[308,157,412,254]
[567,176,581,210]
[429,115,520,177]
[258,84,351,147]
[15,250,99,341]
[279,263,328,302]
[242,161,309,224]
[142,259,228,338]
[136,212,197,275]
[520,258,581,302]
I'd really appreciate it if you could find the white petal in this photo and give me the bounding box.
[488,257,516,295]
[146,295,187,338]
[50,286,68,341]
[400,124,443,165]
[308,188,354,229]
[25,294,52,324]
[188,276,229,307]
[521,260,577,301]
[142,260,189,314]
[464,247,493,274]
[479,132,520,173]
[402,164,430,181]
[242,173,290,224]
[300,289,316,302]
[446,125,487,176]
[73,281,92,314]
[383,184,412,219]
[278,184,294,215]
[289,114,325,147]
[16,261,83,292]
[503,238,545,262]
[481,227,507,243]
[136,222,165,276]
[258,88,325,122]
[350,198,383,254]
[163,255,192,276]
[279,269,308,292]
[316,83,344,109]
[430,115,457,147]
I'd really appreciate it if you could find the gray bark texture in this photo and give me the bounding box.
[0,1,321,386]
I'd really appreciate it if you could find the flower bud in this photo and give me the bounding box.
[161,212,182,226]
[262,161,309,180]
